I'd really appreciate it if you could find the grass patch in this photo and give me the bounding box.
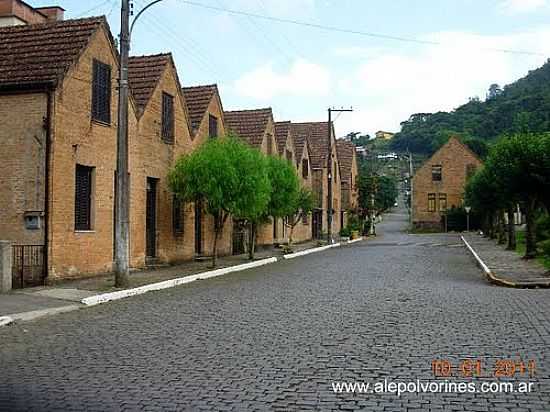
[515,230,550,270]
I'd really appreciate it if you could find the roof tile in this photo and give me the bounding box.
[0,16,105,89]
[182,84,218,131]
[224,108,272,149]
[336,140,356,184]
[128,53,171,113]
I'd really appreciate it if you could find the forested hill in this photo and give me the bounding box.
[390,58,550,155]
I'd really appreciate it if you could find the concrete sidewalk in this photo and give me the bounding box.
[462,234,550,288]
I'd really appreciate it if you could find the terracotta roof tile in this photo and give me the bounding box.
[224,108,272,149]
[0,16,105,89]
[274,121,291,155]
[336,140,355,184]
[128,53,171,113]
[291,122,332,169]
[182,84,218,131]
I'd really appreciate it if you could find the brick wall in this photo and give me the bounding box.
[47,27,128,279]
[412,137,482,229]
[0,92,47,246]
[256,117,277,247]
[292,144,313,243]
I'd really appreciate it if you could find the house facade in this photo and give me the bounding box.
[182,84,231,257]
[224,108,278,250]
[412,137,483,230]
[336,140,359,228]
[291,122,342,240]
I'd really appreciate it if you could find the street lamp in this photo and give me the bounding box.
[465,206,472,232]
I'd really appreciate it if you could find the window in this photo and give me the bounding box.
[302,212,309,225]
[439,193,447,211]
[432,165,442,181]
[75,164,94,230]
[91,60,111,124]
[162,92,175,144]
[302,159,309,179]
[173,196,184,234]
[428,193,436,212]
[286,149,292,162]
[208,114,218,139]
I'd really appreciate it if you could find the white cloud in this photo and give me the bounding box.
[332,28,550,137]
[234,59,331,100]
[500,0,548,14]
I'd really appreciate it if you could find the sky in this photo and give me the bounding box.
[33,0,550,137]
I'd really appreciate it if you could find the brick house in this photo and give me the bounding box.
[289,123,314,243]
[412,137,482,230]
[0,0,64,26]
[224,108,279,250]
[127,53,195,266]
[182,84,232,257]
[336,140,359,228]
[0,11,208,285]
[0,15,137,283]
[291,122,342,239]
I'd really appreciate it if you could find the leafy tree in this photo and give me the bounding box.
[287,187,315,246]
[168,135,270,267]
[487,83,503,100]
[358,170,398,220]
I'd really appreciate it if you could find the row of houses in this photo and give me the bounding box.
[0,1,359,286]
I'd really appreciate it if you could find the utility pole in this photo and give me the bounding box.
[408,150,414,225]
[114,0,131,288]
[327,107,352,244]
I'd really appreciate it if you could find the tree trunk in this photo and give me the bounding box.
[497,210,506,245]
[524,199,538,259]
[488,213,496,239]
[248,222,256,260]
[506,206,516,251]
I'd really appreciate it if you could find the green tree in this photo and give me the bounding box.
[484,133,550,258]
[243,156,300,259]
[287,187,315,245]
[168,135,270,267]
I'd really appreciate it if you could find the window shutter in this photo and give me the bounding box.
[75,165,93,230]
[92,60,111,124]
[162,92,174,144]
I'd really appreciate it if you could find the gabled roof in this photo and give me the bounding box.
[0,16,107,90]
[290,123,309,163]
[224,108,273,149]
[291,122,333,169]
[336,140,356,184]
[182,84,219,132]
[128,53,172,114]
[274,121,291,155]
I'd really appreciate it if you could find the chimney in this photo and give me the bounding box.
[35,6,64,21]
[0,1,64,27]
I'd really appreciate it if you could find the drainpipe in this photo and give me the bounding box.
[43,89,53,284]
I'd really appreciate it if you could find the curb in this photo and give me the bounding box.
[283,243,341,260]
[0,316,13,327]
[347,237,363,244]
[460,236,550,288]
[81,257,278,306]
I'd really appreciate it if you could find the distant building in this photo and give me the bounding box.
[412,137,482,230]
[375,131,395,140]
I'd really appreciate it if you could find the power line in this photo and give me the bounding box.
[74,0,113,18]
[176,0,545,57]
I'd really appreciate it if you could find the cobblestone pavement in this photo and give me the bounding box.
[1,209,550,411]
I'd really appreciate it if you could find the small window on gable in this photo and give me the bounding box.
[302,159,309,179]
[162,92,175,144]
[267,134,273,156]
[432,165,442,181]
[208,114,218,139]
[91,60,111,124]
[286,149,292,162]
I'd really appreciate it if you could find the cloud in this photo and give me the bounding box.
[332,28,550,137]
[234,59,331,100]
[499,0,548,14]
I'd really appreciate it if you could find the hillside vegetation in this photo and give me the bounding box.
[390,59,550,155]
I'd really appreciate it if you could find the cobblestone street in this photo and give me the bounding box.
[1,210,550,411]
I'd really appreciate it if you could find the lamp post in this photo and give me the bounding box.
[465,206,471,232]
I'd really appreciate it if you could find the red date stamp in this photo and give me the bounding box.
[431,359,536,378]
